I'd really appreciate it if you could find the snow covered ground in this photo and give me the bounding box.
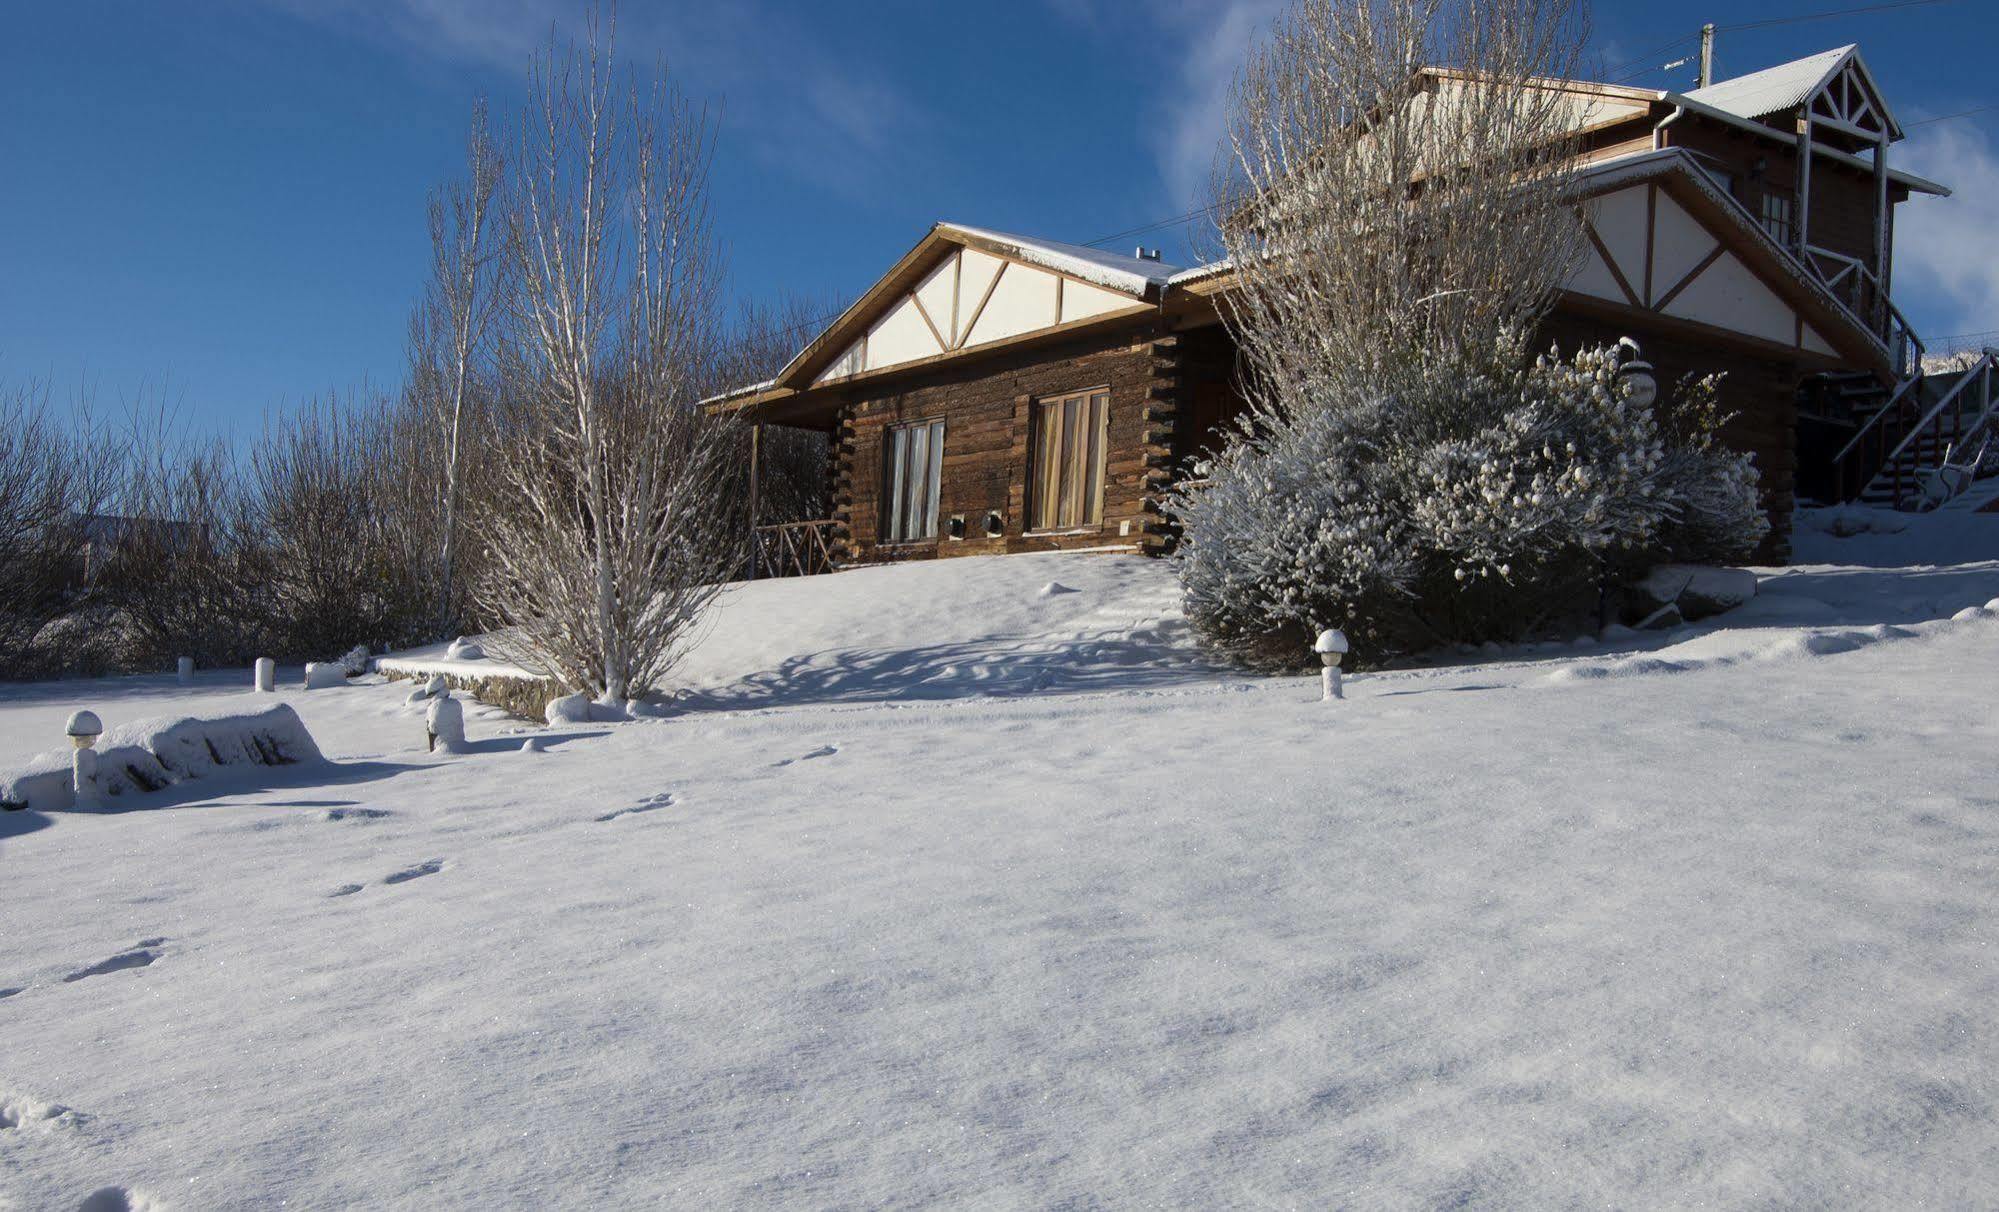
[4,531,1998,1208]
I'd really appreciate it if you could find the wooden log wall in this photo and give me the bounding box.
[1543,309,1802,562]
[830,322,1172,563]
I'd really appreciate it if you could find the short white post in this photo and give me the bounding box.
[254,657,276,693]
[1314,628,1350,701]
[67,709,104,809]
[426,692,466,754]
[177,656,194,685]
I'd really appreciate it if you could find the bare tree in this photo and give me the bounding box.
[478,22,745,702]
[97,406,260,669]
[244,394,440,659]
[0,382,109,675]
[409,99,506,635]
[1215,0,1592,409]
[716,293,844,527]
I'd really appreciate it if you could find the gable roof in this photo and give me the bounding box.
[1562,148,1891,372]
[935,224,1187,294]
[1683,46,1853,121]
[737,223,1175,413]
[1680,44,1903,141]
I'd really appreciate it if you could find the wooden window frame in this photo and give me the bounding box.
[880,417,945,545]
[1759,192,1796,247]
[1026,387,1111,535]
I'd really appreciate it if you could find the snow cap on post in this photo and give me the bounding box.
[66,709,104,744]
[1314,630,1348,702]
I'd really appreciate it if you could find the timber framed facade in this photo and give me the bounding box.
[711,45,1955,568]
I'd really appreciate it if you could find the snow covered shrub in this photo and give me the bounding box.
[1168,337,1767,668]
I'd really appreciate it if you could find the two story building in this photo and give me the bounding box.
[714,46,1962,569]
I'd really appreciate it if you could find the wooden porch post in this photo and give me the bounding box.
[1873,130,1892,315]
[1796,114,1813,256]
[747,420,763,581]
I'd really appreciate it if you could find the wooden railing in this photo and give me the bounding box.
[1830,351,1999,505]
[1806,245,1925,378]
[752,519,839,580]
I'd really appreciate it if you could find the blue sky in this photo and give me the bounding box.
[3,0,1995,432]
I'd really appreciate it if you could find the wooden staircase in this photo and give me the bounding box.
[1820,352,1999,508]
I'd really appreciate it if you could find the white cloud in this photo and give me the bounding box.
[260,0,926,200]
[1894,122,1999,343]
[1151,0,1285,213]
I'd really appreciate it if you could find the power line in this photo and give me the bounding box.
[1610,0,1960,83]
[1908,105,1994,127]
[766,0,1970,351]
[1717,0,1958,34]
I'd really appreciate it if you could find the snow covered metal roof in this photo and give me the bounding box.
[698,378,777,408]
[934,224,1187,295]
[1682,46,1855,121]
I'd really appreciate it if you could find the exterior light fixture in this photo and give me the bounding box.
[66,709,104,809]
[1615,337,1657,409]
[1314,629,1350,702]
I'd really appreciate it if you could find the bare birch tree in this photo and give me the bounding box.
[1216,0,1592,411]
[409,99,505,635]
[478,23,745,702]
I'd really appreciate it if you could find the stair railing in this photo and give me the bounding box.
[1829,371,1926,501]
[1879,352,1998,471]
[1806,244,1925,378]
[1831,351,1999,506]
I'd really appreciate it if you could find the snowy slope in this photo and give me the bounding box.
[4,532,1999,1208]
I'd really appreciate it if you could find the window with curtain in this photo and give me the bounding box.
[882,419,945,543]
[1029,388,1110,532]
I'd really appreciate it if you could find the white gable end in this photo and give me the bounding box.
[1647,194,1717,305]
[1662,252,1798,347]
[1569,175,1846,358]
[814,244,1146,383]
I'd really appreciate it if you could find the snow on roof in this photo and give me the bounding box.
[1682,46,1854,123]
[698,378,777,408]
[936,223,1187,294]
[1167,258,1233,286]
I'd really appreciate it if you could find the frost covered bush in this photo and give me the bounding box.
[1168,338,1768,668]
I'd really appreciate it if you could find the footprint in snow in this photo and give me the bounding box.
[79,1187,161,1212]
[596,792,675,823]
[0,1092,82,1132]
[326,807,392,822]
[328,883,364,898]
[771,744,839,768]
[382,859,445,885]
[63,939,167,984]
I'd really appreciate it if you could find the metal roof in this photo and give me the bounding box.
[934,224,1187,294]
[1681,45,1855,122]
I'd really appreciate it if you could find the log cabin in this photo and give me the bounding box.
[712,46,1974,574]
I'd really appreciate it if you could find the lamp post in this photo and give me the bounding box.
[1314,629,1349,701]
[67,709,104,809]
[1614,337,1657,409]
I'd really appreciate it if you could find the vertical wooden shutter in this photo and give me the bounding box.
[1030,389,1109,531]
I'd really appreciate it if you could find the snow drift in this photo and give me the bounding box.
[0,703,324,813]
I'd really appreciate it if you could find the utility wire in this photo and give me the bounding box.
[761,0,1971,349]
[1907,105,1993,127]
[1610,0,1960,83]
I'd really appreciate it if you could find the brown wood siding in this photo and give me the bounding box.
[1659,115,1896,272]
[832,323,1163,562]
[1543,307,1800,562]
